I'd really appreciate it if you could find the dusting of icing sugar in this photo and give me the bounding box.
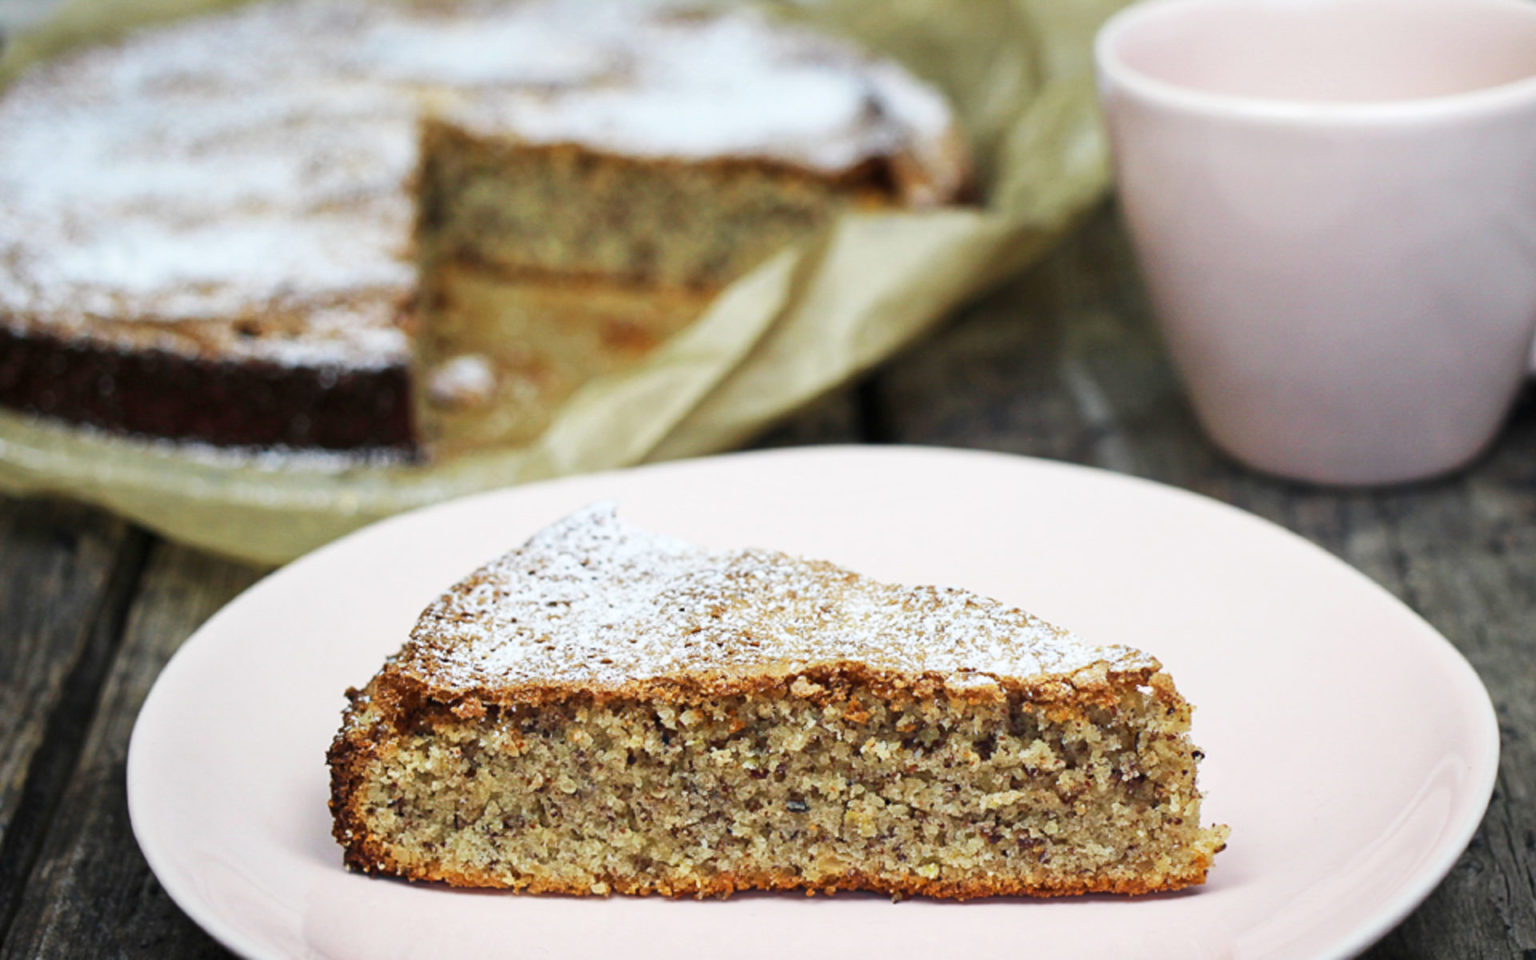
[0,0,421,366]
[398,504,1157,695]
[427,353,498,408]
[446,13,908,171]
[351,11,626,88]
[36,217,412,310]
[1,0,962,370]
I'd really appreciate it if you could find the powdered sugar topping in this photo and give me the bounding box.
[0,0,961,367]
[399,505,1156,695]
[442,12,928,173]
[426,353,498,408]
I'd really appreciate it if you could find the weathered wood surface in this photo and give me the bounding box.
[0,203,1531,957]
[0,499,146,947]
[0,543,260,959]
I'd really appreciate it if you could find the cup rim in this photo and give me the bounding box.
[1095,0,1536,125]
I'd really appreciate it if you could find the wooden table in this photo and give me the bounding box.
[0,204,1531,957]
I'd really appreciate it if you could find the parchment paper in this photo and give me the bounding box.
[0,0,1132,564]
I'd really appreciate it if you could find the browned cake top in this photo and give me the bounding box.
[0,0,965,367]
[389,504,1159,704]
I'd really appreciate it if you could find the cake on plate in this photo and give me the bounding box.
[328,504,1226,898]
[0,0,967,459]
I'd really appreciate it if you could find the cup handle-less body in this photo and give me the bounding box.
[1097,0,1536,485]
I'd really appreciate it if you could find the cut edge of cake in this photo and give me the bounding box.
[328,504,1228,900]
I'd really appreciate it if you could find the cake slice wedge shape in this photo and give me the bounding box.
[328,503,1227,899]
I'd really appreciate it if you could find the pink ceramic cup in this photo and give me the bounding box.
[1096,0,1536,485]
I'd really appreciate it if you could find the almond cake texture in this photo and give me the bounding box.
[328,505,1227,899]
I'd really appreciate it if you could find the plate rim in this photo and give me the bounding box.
[125,444,1501,960]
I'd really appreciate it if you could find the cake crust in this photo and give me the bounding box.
[329,505,1226,899]
[0,313,417,452]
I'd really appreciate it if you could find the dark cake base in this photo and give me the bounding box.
[0,323,418,456]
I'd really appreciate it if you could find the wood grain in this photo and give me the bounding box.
[0,541,260,959]
[0,497,146,942]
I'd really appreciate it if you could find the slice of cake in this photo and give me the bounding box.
[0,0,967,459]
[328,505,1226,898]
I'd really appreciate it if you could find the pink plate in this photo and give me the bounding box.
[127,446,1498,960]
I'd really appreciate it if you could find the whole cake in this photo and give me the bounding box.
[0,0,966,458]
[328,505,1227,898]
